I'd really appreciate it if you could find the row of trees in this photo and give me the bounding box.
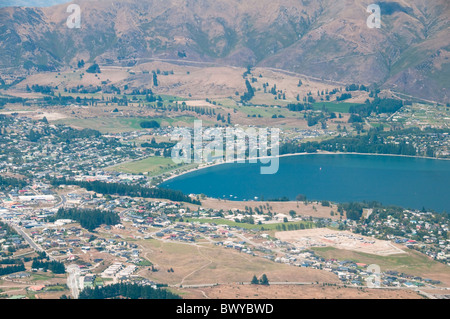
[345,84,369,92]
[286,102,313,112]
[141,137,175,149]
[152,71,158,87]
[26,84,56,94]
[49,178,201,205]
[0,96,25,107]
[241,79,255,102]
[318,131,417,156]
[0,258,24,265]
[0,263,25,276]
[336,93,352,101]
[171,103,217,117]
[67,85,101,94]
[274,222,314,231]
[78,283,181,299]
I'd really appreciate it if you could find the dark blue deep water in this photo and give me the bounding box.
[160,154,450,212]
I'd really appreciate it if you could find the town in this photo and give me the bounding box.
[1,168,449,299]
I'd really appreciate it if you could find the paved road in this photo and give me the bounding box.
[0,216,55,261]
[54,194,66,208]
[10,223,43,253]
[66,264,82,299]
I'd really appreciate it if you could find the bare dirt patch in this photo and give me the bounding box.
[136,239,339,286]
[276,228,405,256]
[199,198,342,220]
[179,283,424,299]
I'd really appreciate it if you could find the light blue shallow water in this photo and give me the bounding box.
[160,154,450,212]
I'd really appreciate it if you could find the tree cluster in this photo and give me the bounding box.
[31,259,66,274]
[49,178,201,205]
[0,263,25,276]
[349,98,404,117]
[251,274,269,285]
[78,283,181,299]
[139,120,160,129]
[55,207,120,232]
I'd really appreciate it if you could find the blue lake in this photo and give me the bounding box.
[160,154,450,212]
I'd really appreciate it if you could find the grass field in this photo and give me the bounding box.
[136,239,339,286]
[214,96,302,119]
[219,98,356,121]
[30,273,56,282]
[53,115,198,133]
[54,116,147,133]
[368,122,387,129]
[183,217,315,231]
[199,198,341,220]
[108,156,197,176]
[240,105,300,118]
[311,102,359,113]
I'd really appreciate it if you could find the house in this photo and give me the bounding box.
[7,272,30,280]
[28,285,45,292]
[84,274,96,288]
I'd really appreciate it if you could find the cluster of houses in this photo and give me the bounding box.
[104,127,175,144]
[352,210,450,266]
[0,183,56,210]
[276,250,441,288]
[0,115,145,179]
[101,262,137,280]
[391,103,450,132]
[25,224,143,265]
[368,104,450,157]
[287,128,339,141]
[0,221,26,255]
[2,181,448,292]
[125,211,447,290]
[79,263,140,289]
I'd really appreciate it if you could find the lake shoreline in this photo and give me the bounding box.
[158,151,449,185]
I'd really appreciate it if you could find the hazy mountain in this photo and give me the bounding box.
[0,0,71,8]
[0,0,448,102]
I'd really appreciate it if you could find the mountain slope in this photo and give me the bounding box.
[0,0,448,102]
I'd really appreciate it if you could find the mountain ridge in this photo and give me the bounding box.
[0,0,448,102]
